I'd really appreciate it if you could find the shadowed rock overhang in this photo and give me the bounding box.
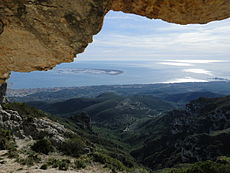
[0,0,230,84]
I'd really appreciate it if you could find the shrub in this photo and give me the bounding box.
[31,138,54,155]
[185,160,230,173]
[217,156,230,164]
[58,159,70,171]
[17,153,41,166]
[61,137,87,157]
[0,128,18,158]
[47,158,60,168]
[47,158,70,170]
[74,159,87,169]
[187,161,214,173]
[40,164,48,170]
[0,129,16,150]
[155,158,230,173]
[92,152,107,164]
[92,152,126,171]
[7,148,19,158]
[109,153,135,168]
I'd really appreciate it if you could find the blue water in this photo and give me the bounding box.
[8,59,230,89]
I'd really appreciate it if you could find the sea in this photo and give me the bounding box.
[8,59,230,89]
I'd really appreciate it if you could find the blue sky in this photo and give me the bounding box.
[77,11,230,61]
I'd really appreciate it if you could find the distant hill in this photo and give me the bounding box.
[8,81,230,103]
[28,92,174,129]
[164,91,222,105]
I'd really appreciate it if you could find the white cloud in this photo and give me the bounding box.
[78,11,230,61]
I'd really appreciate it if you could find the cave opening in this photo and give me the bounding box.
[7,11,230,89]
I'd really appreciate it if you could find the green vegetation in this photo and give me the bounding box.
[1,102,144,172]
[27,93,174,129]
[7,148,19,158]
[74,159,87,169]
[31,138,54,155]
[61,137,88,157]
[17,153,41,166]
[155,157,230,173]
[47,158,70,170]
[40,164,48,170]
[92,152,126,172]
[0,128,16,150]
[0,128,18,159]
[57,159,70,171]
[6,84,230,173]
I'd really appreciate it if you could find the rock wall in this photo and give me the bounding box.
[0,83,7,104]
[0,0,230,84]
[0,106,73,146]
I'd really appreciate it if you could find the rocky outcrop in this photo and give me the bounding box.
[0,0,230,83]
[0,109,24,137]
[0,107,73,146]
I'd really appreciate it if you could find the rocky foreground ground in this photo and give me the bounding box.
[0,107,111,173]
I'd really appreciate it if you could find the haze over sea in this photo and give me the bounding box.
[8,59,230,89]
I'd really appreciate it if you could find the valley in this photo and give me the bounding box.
[2,82,230,172]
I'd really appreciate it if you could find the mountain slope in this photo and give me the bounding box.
[164,91,222,105]
[0,102,148,173]
[28,93,174,129]
[7,85,230,172]
[130,96,230,170]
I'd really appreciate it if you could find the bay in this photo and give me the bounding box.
[8,59,230,89]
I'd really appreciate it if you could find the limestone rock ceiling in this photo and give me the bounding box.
[0,0,230,84]
[111,0,230,24]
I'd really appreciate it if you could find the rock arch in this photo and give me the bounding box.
[0,0,230,84]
